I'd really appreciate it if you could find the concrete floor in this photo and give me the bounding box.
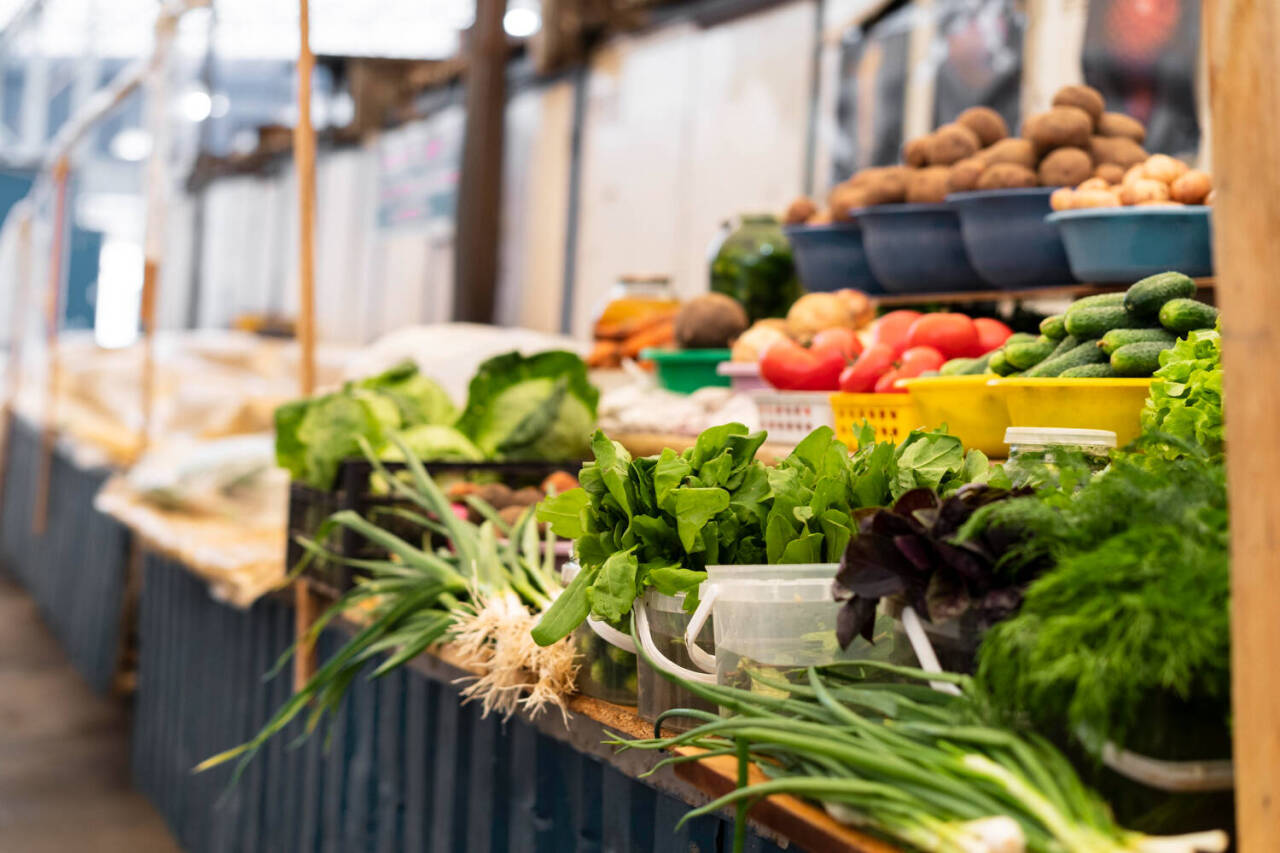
[0,572,181,853]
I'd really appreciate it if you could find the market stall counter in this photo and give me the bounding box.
[0,415,132,693]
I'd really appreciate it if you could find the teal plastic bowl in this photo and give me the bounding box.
[1046,207,1213,282]
[641,348,732,394]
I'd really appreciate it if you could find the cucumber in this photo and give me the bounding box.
[1060,363,1119,378]
[1004,336,1056,370]
[1040,314,1067,341]
[940,357,976,376]
[960,352,994,375]
[1024,340,1108,377]
[1048,334,1081,359]
[989,350,1015,376]
[1006,332,1038,345]
[1123,271,1196,318]
[1064,305,1142,339]
[1067,292,1126,312]
[1098,327,1176,355]
[1158,298,1219,333]
[1111,341,1172,377]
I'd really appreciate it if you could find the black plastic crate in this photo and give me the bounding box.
[286,458,579,596]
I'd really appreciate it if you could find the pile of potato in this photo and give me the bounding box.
[785,84,1166,225]
[1049,153,1212,210]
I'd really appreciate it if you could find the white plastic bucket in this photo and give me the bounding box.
[683,563,894,686]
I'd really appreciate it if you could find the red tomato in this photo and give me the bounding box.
[868,310,922,357]
[811,327,863,362]
[874,368,908,393]
[972,317,1013,353]
[759,339,845,391]
[899,346,946,375]
[838,342,895,393]
[905,313,982,359]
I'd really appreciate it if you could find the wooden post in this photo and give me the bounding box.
[453,0,508,323]
[293,0,320,691]
[138,10,177,458]
[32,157,69,536]
[1205,0,1280,846]
[0,205,34,516]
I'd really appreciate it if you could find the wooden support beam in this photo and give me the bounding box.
[1204,0,1280,846]
[32,157,69,536]
[292,0,320,692]
[452,0,508,324]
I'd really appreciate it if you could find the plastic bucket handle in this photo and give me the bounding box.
[683,584,719,674]
[633,598,716,685]
[586,615,637,654]
[900,606,962,697]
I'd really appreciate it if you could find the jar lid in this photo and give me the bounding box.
[1004,427,1117,448]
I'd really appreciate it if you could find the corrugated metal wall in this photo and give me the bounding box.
[134,554,790,853]
[0,416,131,693]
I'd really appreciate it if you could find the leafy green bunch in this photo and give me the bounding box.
[1141,325,1224,459]
[968,445,1231,752]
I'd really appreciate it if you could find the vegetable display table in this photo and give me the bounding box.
[132,554,798,853]
[0,415,132,693]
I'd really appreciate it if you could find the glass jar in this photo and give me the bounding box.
[562,562,638,704]
[708,214,802,322]
[1003,427,1117,488]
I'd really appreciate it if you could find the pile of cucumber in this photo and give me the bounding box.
[985,272,1216,379]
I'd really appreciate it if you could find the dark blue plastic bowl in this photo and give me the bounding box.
[783,223,884,294]
[857,203,986,294]
[1046,207,1214,282]
[947,188,1076,289]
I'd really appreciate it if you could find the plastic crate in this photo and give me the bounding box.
[898,376,1010,457]
[993,377,1152,446]
[831,392,923,445]
[287,459,578,596]
[752,391,835,445]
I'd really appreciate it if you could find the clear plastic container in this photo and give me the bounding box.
[683,564,895,691]
[634,590,716,731]
[1003,426,1116,487]
[562,562,639,705]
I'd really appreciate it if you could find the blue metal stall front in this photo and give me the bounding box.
[133,554,791,853]
[0,415,132,693]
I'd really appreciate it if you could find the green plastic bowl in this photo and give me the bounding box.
[641,348,732,394]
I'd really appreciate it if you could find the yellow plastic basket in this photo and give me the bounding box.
[831,392,923,445]
[993,377,1153,446]
[898,376,1011,457]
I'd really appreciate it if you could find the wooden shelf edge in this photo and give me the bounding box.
[867,277,1214,308]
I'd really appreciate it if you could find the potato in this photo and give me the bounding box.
[1136,200,1183,207]
[861,166,910,205]
[1051,85,1105,125]
[1049,187,1076,211]
[925,124,981,165]
[980,137,1036,170]
[807,209,833,225]
[1120,178,1171,205]
[956,106,1009,147]
[906,166,952,203]
[1097,112,1146,143]
[1143,154,1189,184]
[1074,189,1122,208]
[1076,177,1110,192]
[1090,136,1148,168]
[1093,163,1126,184]
[1025,106,1092,153]
[1122,164,1146,187]
[675,293,749,349]
[1038,147,1093,187]
[902,136,931,168]
[977,163,1038,190]
[946,157,986,193]
[784,197,817,225]
[828,183,869,221]
[1170,169,1213,204]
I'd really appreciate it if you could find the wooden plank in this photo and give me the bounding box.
[292,0,319,692]
[673,751,900,853]
[866,278,1214,308]
[32,156,70,536]
[1204,0,1280,846]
